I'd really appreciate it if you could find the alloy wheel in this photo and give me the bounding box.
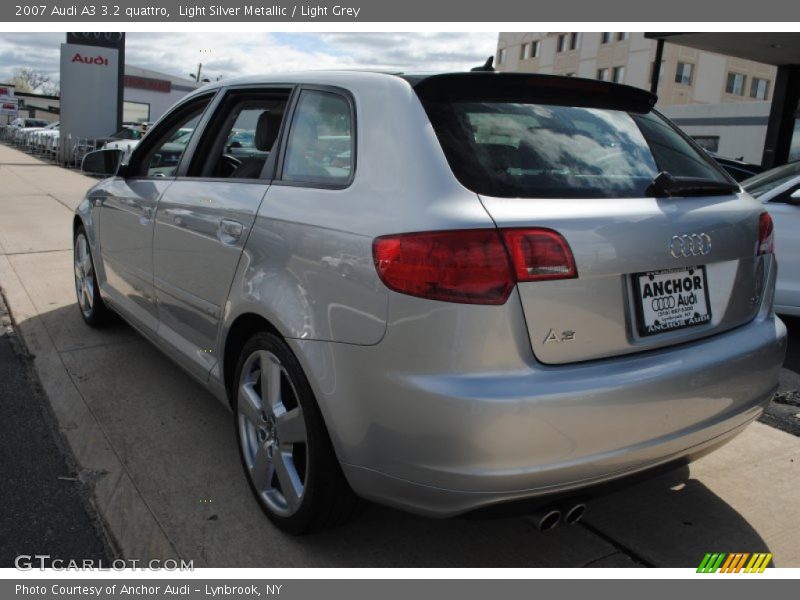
[237,350,308,517]
[74,232,95,318]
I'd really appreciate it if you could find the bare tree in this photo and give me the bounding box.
[40,80,60,96]
[10,67,55,94]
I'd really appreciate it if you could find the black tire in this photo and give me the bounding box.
[233,331,363,534]
[73,225,112,327]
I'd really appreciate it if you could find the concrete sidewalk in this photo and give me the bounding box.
[1,143,798,567]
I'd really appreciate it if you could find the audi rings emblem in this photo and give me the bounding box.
[669,233,712,258]
[651,296,676,311]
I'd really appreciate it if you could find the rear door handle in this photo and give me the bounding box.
[217,219,244,245]
[139,206,154,225]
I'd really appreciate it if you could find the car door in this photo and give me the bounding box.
[96,93,216,333]
[767,183,800,312]
[152,86,293,379]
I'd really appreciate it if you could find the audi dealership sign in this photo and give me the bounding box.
[0,84,17,121]
[58,33,125,161]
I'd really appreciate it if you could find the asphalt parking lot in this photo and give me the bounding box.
[1,143,799,568]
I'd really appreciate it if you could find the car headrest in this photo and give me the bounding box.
[255,111,283,151]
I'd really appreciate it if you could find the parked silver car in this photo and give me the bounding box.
[75,71,787,534]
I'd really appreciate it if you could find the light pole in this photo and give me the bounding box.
[191,48,213,83]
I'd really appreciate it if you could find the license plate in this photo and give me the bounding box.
[633,266,712,337]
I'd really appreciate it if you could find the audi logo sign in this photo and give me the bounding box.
[669,233,712,258]
[66,32,125,50]
[69,33,124,42]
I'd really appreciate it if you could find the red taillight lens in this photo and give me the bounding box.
[758,212,775,255]
[501,228,578,281]
[372,229,515,305]
[372,228,577,305]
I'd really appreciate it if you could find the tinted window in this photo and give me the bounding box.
[424,101,730,199]
[130,96,212,178]
[282,90,353,186]
[144,115,200,177]
[188,89,290,180]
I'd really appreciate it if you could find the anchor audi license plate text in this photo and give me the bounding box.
[634,266,712,337]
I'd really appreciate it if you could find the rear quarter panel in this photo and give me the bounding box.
[223,74,497,347]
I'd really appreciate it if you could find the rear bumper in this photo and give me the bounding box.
[342,406,767,517]
[291,304,786,517]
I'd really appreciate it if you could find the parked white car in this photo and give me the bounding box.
[8,117,50,141]
[103,126,191,161]
[35,127,60,155]
[24,121,60,152]
[103,138,139,159]
[743,161,800,316]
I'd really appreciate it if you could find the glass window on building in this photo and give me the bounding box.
[498,48,507,64]
[612,66,625,83]
[570,33,579,50]
[601,32,612,44]
[531,40,539,58]
[726,72,746,96]
[520,43,529,60]
[597,68,609,82]
[123,101,150,124]
[617,32,629,41]
[675,62,694,86]
[750,77,770,100]
[557,34,567,53]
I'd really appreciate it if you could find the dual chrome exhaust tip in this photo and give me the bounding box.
[527,502,587,531]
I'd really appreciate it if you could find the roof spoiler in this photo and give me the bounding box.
[411,72,658,113]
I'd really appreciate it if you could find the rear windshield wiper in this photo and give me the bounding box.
[646,171,740,198]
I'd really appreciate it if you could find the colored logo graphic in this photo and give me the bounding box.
[697,553,773,573]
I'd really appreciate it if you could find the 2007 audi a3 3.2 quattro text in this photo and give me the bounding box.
[75,71,787,534]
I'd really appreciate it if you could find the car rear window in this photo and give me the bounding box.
[419,83,730,199]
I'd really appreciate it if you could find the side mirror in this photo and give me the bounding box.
[82,148,124,177]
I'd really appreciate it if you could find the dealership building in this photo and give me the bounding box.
[120,65,200,124]
[1,64,198,126]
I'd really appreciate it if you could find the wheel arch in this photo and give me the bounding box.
[72,214,85,238]
[222,312,283,407]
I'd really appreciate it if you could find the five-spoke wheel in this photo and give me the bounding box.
[238,349,308,516]
[233,332,362,533]
[73,226,110,326]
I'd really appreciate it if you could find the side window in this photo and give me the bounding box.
[192,90,290,180]
[282,90,354,186]
[130,95,212,178]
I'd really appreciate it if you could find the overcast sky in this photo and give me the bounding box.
[0,32,499,86]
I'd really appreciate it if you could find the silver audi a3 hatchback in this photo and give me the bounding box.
[75,71,787,534]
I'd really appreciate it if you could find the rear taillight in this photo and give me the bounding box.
[758,212,775,255]
[501,228,578,282]
[372,230,515,305]
[372,228,577,305]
